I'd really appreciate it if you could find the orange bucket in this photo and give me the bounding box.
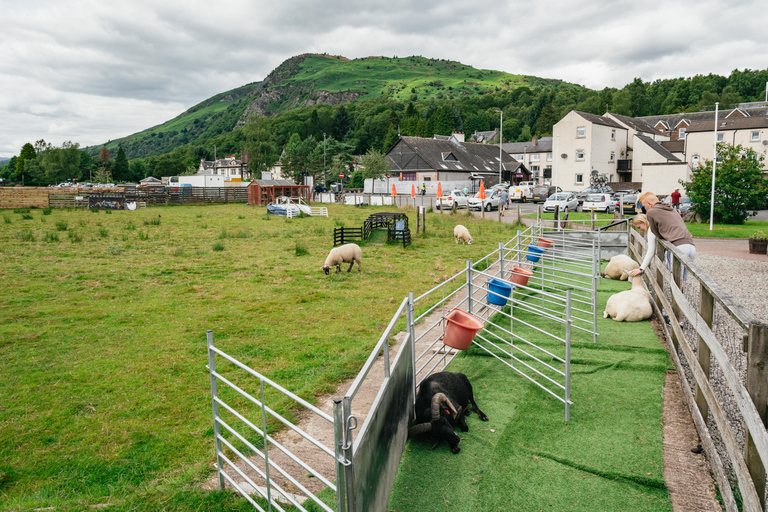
[538,237,553,248]
[443,308,484,350]
[509,266,534,287]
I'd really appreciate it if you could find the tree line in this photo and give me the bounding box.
[3,67,768,187]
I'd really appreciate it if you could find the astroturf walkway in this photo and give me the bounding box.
[388,275,673,512]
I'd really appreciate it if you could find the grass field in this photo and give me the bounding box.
[0,203,517,511]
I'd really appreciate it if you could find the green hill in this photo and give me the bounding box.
[89,53,576,160]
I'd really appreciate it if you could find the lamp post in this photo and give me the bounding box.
[709,103,719,231]
[496,110,503,186]
[323,133,327,187]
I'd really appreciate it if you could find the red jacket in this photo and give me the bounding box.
[670,190,681,204]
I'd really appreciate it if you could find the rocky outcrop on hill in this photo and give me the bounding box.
[238,54,364,122]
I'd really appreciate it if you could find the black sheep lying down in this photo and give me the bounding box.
[408,371,489,454]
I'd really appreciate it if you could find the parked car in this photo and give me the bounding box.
[612,189,637,201]
[542,192,579,213]
[468,189,500,211]
[662,194,693,214]
[582,193,616,213]
[532,185,562,203]
[621,194,641,215]
[575,186,613,206]
[436,190,468,210]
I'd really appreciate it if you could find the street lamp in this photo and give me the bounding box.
[496,110,503,186]
[323,133,327,187]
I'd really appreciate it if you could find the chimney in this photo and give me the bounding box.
[532,136,538,146]
[451,131,465,142]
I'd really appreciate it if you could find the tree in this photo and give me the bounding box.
[113,146,130,183]
[686,143,767,224]
[14,142,36,183]
[243,115,278,179]
[358,149,390,180]
[36,141,83,184]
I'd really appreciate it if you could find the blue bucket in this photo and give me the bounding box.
[486,278,512,305]
[526,244,546,262]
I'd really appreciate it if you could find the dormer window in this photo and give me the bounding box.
[679,128,686,139]
[442,152,458,161]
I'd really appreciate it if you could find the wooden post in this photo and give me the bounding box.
[694,285,714,422]
[745,322,768,509]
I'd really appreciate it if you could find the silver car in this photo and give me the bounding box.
[542,192,579,213]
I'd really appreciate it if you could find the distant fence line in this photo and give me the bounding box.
[0,186,249,209]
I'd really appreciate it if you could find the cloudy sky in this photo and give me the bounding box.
[2,0,766,159]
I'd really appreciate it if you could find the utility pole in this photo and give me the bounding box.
[323,133,327,187]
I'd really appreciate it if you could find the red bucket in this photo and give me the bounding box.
[509,266,534,287]
[443,308,484,350]
[538,237,553,249]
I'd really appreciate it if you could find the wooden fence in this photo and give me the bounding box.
[629,230,768,512]
[0,186,249,209]
[0,187,50,208]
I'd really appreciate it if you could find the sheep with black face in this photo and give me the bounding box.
[408,371,488,454]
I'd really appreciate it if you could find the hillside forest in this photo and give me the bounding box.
[2,54,768,188]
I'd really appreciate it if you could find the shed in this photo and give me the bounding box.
[247,180,310,206]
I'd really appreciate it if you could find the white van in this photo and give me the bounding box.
[509,181,536,202]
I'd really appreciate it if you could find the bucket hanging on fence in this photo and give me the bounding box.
[486,278,512,305]
[509,266,534,287]
[526,244,546,263]
[537,237,553,249]
[443,308,484,350]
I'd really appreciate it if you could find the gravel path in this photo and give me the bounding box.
[694,253,768,323]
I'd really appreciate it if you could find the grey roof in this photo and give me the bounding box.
[501,138,553,154]
[635,134,680,161]
[639,106,768,132]
[686,116,768,133]
[574,111,624,129]
[606,113,665,135]
[661,140,685,153]
[386,136,519,173]
[140,176,162,183]
[468,129,499,143]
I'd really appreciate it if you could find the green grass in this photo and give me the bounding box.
[0,203,516,511]
[388,271,672,511]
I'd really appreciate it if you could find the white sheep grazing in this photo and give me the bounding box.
[601,254,639,280]
[603,275,653,322]
[321,243,362,275]
[454,225,472,245]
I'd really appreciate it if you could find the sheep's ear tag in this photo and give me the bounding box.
[443,408,452,416]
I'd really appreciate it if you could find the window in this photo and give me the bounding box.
[531,165,539,173]
[514,154,524,161]
[575,174,583,184]
[546,153,552,161]
[544,166,552,179]
[577,126,586,138]
[692,155,700,168]
[610,151,615,162]
[752,131,761,141]
[576,150,585,161]
[611,129,616,141]
[717,133,724,142]
[530,154,540,162]
[679,128,686,139]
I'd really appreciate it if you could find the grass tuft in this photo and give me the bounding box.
[55,220,68,231]
[212,241,225,251]
[44,232,59,243]
[295,242,309,257]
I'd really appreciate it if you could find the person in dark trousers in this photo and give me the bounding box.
[670,188,681,212]
[421,183,426,195]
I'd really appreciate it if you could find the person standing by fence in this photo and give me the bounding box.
[421,183,426,196]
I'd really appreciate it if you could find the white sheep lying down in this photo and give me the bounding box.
[603,275,653,322]
[602,254,639,280]
[322,243,362,275]
[454,225,472,245]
